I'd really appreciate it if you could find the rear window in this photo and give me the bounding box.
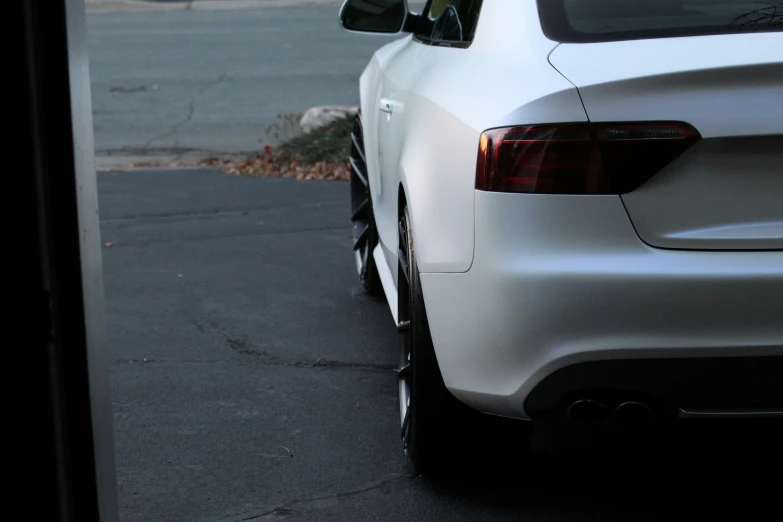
[537,0,783,43]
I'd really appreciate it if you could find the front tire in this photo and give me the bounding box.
[350,114,381,296]
[397,205,533,478]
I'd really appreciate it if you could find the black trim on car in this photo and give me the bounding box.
[410,0,483,49]
[412,35,472,48]
[536,0,783,44]
[524,356,783,422]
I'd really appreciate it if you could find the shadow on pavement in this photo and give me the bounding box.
[426,421,783,520]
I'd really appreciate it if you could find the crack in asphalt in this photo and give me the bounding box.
[190,320,395,372]
[217,474,416,522]
[225,338,396,371]
[113,358,226,364]
[151,98,196,145]
[144,73,227,147]
[110,85,148,94]
[110,341,394,371]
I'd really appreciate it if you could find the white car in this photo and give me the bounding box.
[339,0,783,476]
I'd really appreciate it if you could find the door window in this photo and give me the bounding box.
[416,0,484,46]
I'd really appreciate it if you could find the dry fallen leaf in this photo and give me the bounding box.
[221,153,350,182]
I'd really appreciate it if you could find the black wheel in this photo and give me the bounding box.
[397,205,533,478]
[350,113,381,296]
[349,114,382,296]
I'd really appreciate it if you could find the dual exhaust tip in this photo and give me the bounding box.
[567,399,652,426]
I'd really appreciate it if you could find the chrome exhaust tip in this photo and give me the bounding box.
[613,401,652,426]
[567,399,606,424]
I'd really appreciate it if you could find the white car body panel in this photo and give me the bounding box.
[364,0,586,275]
[421,193,783,419]
[349,0,783,419]
[373,244,398,324]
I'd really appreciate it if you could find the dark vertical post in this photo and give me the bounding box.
[10,0,118,520]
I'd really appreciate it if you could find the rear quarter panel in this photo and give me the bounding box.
[395,0,587,274]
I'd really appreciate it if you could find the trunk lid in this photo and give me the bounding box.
[549,33,783,250]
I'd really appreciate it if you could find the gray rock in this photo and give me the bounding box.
[300,105,358,133]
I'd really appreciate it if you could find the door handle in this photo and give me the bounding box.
[379,97,395,114]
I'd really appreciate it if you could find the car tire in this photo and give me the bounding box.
[397,205,533,478]
[350,113,382,296]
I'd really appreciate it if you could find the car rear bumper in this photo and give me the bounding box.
[419,192,783,420]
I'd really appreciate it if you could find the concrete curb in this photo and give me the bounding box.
[96,103,359,170]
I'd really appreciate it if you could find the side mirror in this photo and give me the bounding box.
[339,0,409,35]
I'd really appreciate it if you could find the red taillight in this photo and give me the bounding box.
[475,122,701,195]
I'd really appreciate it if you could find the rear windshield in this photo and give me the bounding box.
[537,0,783,43]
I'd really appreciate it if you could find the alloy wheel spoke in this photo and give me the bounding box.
[351,132,366,164]
[361,242,370,273]
[351,198,369,221]
[349,157,368,187]
[399,255,410,284]
[398,219,411,283]
[353,225,369,251]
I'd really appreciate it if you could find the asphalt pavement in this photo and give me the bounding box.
[87,3,397,157]
[101,168,783,522]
